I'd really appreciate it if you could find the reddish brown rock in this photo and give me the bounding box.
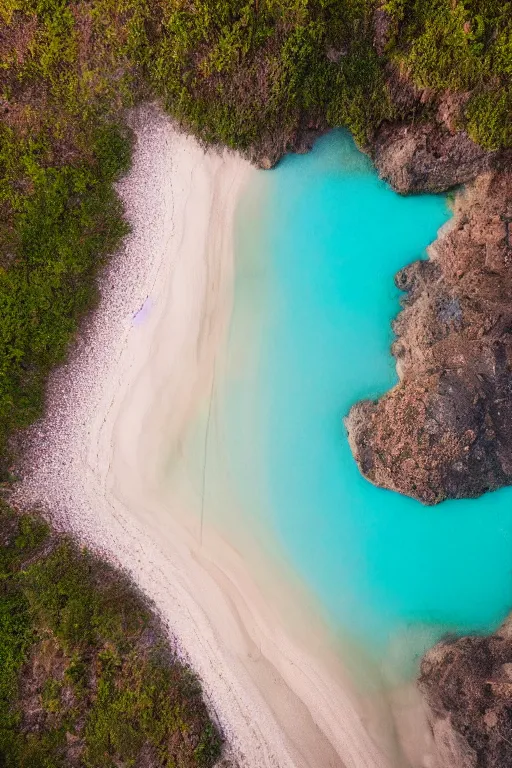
[383,63,434,117]
[419,616,512,768]
[372,122,497,194]
[437,90,471,134]
[373,6,392,56]
[345,171,512,504]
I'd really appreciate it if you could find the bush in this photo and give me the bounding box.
[466,87,512,150]
[0,506,221,767]
[0,125,130,473]
[384,0,512,147]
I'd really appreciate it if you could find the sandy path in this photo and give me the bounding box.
[16,106,398,768]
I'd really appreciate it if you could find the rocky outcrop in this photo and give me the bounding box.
[344,13,511,505]
[419,616,512,768]
[372,122,497,194]
[250,119,327,170]
[345,169,512,504]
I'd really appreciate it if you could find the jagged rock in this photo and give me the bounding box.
[419,617,512,768]
[383,63,434,117]
[345,171,512,504]
[372,122,497,194]
[247,121,327,170]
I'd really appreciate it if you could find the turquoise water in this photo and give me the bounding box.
[208,130,512,674]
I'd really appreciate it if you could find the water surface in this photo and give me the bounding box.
[199,131,512,676]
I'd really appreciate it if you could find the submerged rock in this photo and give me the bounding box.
[345,170,512,504]
[419,616,512,768]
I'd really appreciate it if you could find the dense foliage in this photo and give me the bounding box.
[0,504,221,767]
[145,0,391,152]
[384,0,512,148]
[0,125,130,474]
[0,1,510,761]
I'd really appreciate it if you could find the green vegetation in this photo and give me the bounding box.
[146,0,391,152]
[383,0,512,148]
[0,124,130,473]
[0,503,221,767]
[1,2,511,762]
[465,88,512,150]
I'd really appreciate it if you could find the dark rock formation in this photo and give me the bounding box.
[372,122,497,194]
[345,170,512,504]
[247,119,328,170]
[419,617,512,768]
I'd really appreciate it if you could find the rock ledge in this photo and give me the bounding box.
[346,163,512,504]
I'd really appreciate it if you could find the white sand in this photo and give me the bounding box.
[15,105,401,768]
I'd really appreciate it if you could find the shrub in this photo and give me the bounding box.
[0,507,221,767]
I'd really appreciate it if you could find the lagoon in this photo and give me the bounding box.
[199,130,512,678]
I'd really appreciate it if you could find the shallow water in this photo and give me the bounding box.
[196,131,512,678]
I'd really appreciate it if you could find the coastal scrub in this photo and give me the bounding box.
[0,503,221,767]
[1,1,512,764]
[384,0,512,149]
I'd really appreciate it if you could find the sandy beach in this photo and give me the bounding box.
[15,105,405,768]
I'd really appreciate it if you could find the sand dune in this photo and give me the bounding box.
[16,106,400,768]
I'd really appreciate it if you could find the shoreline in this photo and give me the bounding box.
[14,105,414,768]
